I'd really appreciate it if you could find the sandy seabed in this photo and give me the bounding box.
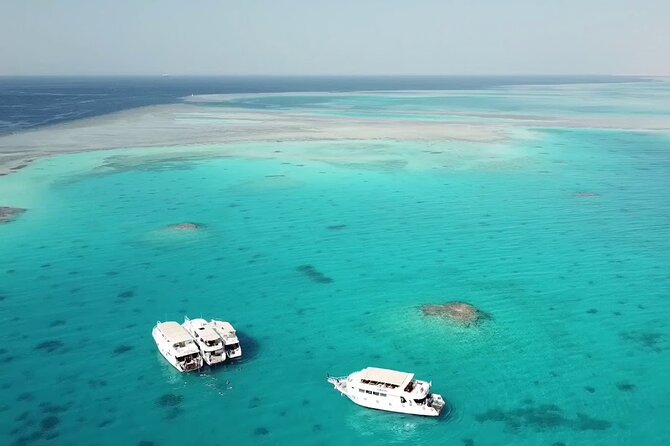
[2,90,669,177]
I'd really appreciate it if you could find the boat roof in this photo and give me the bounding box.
[213,320,235,332]
[359,367,414,387]
[157,322,193,343]
[197,326,221,342]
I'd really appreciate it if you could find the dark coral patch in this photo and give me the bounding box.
[17,392,34,402]
[35,340,64,353]
[0,206,26,224]
[156,394,183,407]
[117,290,134,299]
[620,331,665,352]
[15,431,43,445]
[113,345,133,355]
[39,402,69,414]
[98,419,113,428]
[584,386,596,393]
[40,416,59,430]
[88,379,107,388]
[296,265,333,284]
[475,402,611,432]
[616,382,636,392]
[326,224,347,230]
[15,410,31,422]
[44,432,59,441]
[254,427,270,436]
[166,222,206,231]
[574,413,611,430]
[163,407,182,420]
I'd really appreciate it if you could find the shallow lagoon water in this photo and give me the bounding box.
[1,84,670,446]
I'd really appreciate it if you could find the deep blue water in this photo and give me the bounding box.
[0,76,646,135]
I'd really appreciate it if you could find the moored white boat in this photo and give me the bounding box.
[182,317,227,366]
[211,320,242,359]
[152,321,203,372]
[327,367,446,416]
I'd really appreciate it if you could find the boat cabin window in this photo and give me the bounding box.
[225,343,240,350]
[360,379,398,389]
[177,353,198,362]
[404,381,415,392]
[372,392,379,396]
[204,340,219,347]
[365,390,372,394]
[174,341,188,348]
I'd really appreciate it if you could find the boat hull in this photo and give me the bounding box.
[202,351,226,366]
[329,378,444,417]
[342,392,442,417]
[226,347,242,360]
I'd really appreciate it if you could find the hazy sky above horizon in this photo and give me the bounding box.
[1,0,668,76]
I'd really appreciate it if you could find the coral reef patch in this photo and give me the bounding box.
[0,206,26,224]
[156,394,183,408]
[475,402,611,432]
[297,265,333,284]
[165,222,206,232]
[421,302,490,326]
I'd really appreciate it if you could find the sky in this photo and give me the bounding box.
[1,0,669,76]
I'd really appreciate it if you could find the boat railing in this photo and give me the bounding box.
[327,375,347,385]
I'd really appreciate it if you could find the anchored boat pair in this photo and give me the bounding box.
[152,317,242,372]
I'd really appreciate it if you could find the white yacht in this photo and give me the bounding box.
[211,320,242,359]
[327,367,446,416]
[152,321,203,372]
[182,317,227,366]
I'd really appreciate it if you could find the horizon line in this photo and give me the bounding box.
[0,73,665,79]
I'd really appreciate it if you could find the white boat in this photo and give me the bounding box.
[327,367,446,416]
[182,317,227,366]
[211,320,242,359]
[152,321,203,372]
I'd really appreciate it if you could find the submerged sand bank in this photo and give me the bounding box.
[0,102,515,175]
[1,90,669,176]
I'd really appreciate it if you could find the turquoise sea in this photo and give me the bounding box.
[1,79,669,445]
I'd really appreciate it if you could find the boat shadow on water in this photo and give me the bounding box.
[199,331,261,373]
[153,331,261,384]
[345,404,453,442]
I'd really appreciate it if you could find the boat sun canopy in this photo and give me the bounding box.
[359,368,414,388]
